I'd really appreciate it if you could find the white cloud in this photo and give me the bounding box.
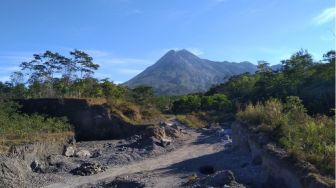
[312,7,336,25]
[97,57,151,66]
[85,49,111,58]
[186,48,204,56]
[118,68,142,75]
[114,80,123,84]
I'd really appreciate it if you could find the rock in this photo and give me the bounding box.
[211,170,235,186]
[71,162,107,176]
[165,126,183,138]
[159,138,171,147]
[75,149,91,158]
[63,145,75,157]
[153,127,166,140]
[30,160,44,173]
[47,155,78,172]
[0,156,30,188]
[91,149,102,158]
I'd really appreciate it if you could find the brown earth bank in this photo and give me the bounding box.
[15,98,148,141]
[232,121,335,188]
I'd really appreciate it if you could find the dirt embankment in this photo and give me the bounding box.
[232,121,335,188]
[16,98,147,141]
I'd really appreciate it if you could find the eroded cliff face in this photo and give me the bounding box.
[16,99,146,141]
[231,122,334,188]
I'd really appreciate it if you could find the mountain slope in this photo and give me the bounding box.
[124,49,257,95]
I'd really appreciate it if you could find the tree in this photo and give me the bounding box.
[131,86,154,105]
[100,79,126,100]
[70,49,99,78]
[323,50,335,64]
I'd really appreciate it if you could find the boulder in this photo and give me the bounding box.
[75,149,91,158]
[0,156,30,188]
[153,127,166,140]
[165,126,183,138]
[71,162,107,176]
[159,138,172,147]
[63,145,75,157]
[30,160,45,173]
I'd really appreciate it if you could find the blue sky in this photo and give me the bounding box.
[0,0,334,83]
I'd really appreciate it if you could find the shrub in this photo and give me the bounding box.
[0,100,73,153]
[176,114,206,129]
[237,96,335,176]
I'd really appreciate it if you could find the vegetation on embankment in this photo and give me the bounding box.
[0,100,73,153]
[176,114,207,129]
[237,96,335,176]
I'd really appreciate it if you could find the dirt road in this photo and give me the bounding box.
[45,130,221,187]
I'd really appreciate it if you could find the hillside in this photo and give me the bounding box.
[124,49,257,95]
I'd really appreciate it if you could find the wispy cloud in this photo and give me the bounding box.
[81,49,152,66]
[118,68,142,75]
[97,57,151,66]
[186,48,204,56]
[312,7,335,25]
[85,49,111,58]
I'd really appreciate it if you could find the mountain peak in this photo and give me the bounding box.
[163,49,196,57]
[176,49,196,56]
[124,49,258,95]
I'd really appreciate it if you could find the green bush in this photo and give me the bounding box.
[0,100,72,152]
[237,96,335,176]
[172,94,231,114]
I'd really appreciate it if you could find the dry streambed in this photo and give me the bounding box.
[1,121,262,188]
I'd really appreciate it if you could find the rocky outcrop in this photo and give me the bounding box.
[231,121,335,188]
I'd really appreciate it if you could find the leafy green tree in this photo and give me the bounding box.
[100,79,127,101]
[70,49,99,78]
[131,86,154,105]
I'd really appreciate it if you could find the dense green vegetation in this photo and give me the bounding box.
[0,100,72,152]
[237,97,334,176]
[172,94,231,114]
[207,50,335,115]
